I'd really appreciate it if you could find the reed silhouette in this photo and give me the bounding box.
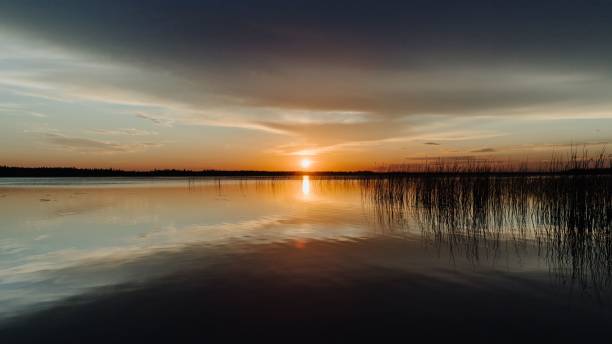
[361,151,611,296]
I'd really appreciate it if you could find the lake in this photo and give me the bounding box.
[0,176,611,342]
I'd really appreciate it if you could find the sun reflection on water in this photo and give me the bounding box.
[301,175,310,196]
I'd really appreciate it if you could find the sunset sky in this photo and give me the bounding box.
[1,1,611,170]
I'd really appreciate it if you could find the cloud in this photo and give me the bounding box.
[1,0,612,164]
[0,103,47,118]
[134,113,174,127]
[41,132,162,154]
[495,141,609,153]
[404,156,502,163]
[270,129,506,156]
[89,128,158,136]
[1,2,611,122]
[471,148,497,153]
[409,130,506,142]
[44,133,123,152]
[258,120,409,146]
[424,142,440,146]
[2,1,611,68]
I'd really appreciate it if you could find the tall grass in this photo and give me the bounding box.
[361,152,612,293]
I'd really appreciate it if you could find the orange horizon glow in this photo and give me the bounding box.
[2,151,598,173]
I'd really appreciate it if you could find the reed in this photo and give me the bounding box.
[360,151,612,293]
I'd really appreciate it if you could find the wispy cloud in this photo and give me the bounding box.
[39,132,162,154]
[270,130,506,157]
[135,112,175,127]
[409,130,507,142]
[403,156,504,163]
[0,103,46,118]
[45,133,123,152]
[89,128,158,136]
[484,141,609,154]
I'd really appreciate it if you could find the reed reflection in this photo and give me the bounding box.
[361,174,612,295]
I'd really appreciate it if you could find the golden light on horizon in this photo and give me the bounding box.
[300,159,312,169]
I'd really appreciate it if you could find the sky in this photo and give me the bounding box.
[0,0,611,171]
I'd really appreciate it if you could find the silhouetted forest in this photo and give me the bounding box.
[0,165,610,177]
[0,166,380,177]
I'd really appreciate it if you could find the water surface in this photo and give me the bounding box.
[0,177,610,342]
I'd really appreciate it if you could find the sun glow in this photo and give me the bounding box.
[300,159,312,169]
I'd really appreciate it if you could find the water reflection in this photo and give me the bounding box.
[362,175,612,296]
[301,175,310,197]
[0,177,611,341]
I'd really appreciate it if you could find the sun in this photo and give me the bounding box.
[300,159,312,169]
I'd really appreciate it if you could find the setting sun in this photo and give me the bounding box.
[300,159,312,169]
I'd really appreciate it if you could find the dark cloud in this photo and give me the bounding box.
[424,142,440,146]
[2,0,611,67]
[471,148,497,153]
[1,0,612,119]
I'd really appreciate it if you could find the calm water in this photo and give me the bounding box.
[0,177,611,342]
